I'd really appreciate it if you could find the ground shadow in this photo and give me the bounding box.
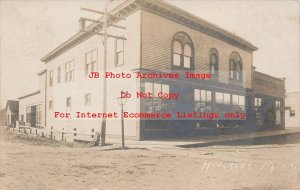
[177,132,300,148]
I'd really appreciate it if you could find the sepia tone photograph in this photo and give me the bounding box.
[0,0,299,189]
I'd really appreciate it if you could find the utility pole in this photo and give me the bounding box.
[80,2,126,146]
[100,6,108,146]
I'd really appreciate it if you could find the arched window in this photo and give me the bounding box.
[229,52,243,81]
[209,48,219,78]
[172,32,194,69]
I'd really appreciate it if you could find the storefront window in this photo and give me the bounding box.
[194,89,212,111]
[144,82,170,112]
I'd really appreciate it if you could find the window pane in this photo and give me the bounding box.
[230,70,234,79]
[236,62,241,70]
[154,83,161,95]
[211,54,217,64]
[145,82,152,93]
[207,91,211,102]
[67,98,71,107]
[184,56,190,68]
[162,85,169,94]
[194,89,200,101]
[173,41,181,54]
[92,50,97,62]
[216,92,223,103]
[200,90,206,102]
[184,44,192,56]
[70,71,74,81]
[224,93,231,104]
[70,61,74,70]
[85,94,91,106]
[173,54,181,66]
[87,64,91,74]
[211,65,215,74]
[117,52,124,66]
[116,39,123,52]
[58,67,61,82]
[239,96,245,106]
[65,62,69,72]
[86,52,91,64]
[230,60,235,69]
[232,95,238,105]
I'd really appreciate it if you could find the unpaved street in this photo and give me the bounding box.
[0,128,299,190]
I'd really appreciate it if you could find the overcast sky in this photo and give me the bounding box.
[0,0,299,107]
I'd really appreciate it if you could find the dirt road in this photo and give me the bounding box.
[0,128,299,190]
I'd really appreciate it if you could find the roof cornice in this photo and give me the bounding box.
[137,0,258,52]
[41,0,258,63]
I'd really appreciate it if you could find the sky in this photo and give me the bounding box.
[0,0,299,108]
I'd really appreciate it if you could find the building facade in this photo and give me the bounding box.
[34,0,285,141]
[252,70,285,130]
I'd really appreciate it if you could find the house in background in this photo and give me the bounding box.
[285,92,300,128]
[4,100,19,127]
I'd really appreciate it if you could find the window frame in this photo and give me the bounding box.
[115,39,124,66]
[85,49,97,75]
[66,97,72,109]
[65,60,74,82]
[57,67,61,83]
[290,110,295,117]
[209,48,219,78]
[144,82,170,113]
[255,98,262,107]
[171,32,194,70]
[49,101,53,110]
[215,92,231,105]
[229,52,243,82]
[49,70,53,87]
[84,93,91,106]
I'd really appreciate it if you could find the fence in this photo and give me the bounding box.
[3,125,99,144]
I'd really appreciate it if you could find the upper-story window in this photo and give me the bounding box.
[209,48,219,78]
[255,98,262,107]
[115,39,124,66]
[85,93,91,106]
[49,101,53,110]
[66,97,72,109]
[65,60,74,82]
[57,67,61,83]
[172,32,194,70]
[229,52,243,81]
[49,71,53,87]
[86,49,97,76]
[275,100,281,108]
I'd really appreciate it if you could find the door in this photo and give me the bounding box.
[31,106,37,127]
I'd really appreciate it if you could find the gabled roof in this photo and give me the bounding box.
[41,0,258,63]
[6,100,19,113]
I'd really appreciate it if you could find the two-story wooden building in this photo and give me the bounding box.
[38,0,285,141]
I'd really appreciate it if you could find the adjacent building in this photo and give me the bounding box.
[285,92,300,128]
